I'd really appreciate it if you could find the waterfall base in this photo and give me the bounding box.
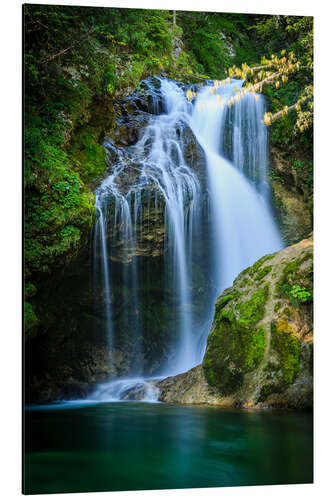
[89,377,161,402]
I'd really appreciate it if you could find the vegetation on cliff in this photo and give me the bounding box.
[222,16,313,201]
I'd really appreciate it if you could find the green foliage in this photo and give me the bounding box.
[275,254,313,307]
[25,137,95,276]
[177,12,260,79]
[69,127,107,183]
[289,284,313,305]
[271,320,301,384]
[104,62,118,94]
[190,29,231,79]
[218,294,235,308]
[292,159,314,192]
[258,381,282,402]
[253,15,313,64]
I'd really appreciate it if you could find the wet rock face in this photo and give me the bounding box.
[271,179,312,245]
[98,77,207,265]
[107,76,165,149]
[26,232,212,403]
[110,111,151,147]
[270,147,313,245]
[181,125,206,183]
[158,237,313,410]
[25,252,179,403]
[107,76,205,167]
[117,76,165,115]
[95,187,166,263]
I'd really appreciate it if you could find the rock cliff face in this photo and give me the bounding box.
[158,237,313,409]
[270,147,313,246]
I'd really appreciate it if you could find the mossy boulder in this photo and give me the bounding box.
[203,285,268,395]
[159,237,313,409]
[204,236,313,408]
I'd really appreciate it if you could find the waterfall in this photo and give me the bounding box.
[91,77,283,402]
[190,79,283,291]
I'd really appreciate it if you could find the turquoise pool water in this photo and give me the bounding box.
[24,402,313,494]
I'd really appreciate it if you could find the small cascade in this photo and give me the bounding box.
[93,200,113,353]
[90,377,160,403]
[92,76,283,402]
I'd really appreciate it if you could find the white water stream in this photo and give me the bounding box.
[191,79,282,291]
[91,77,283,402]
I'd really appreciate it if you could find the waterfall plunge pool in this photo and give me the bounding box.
[24,402,313,494]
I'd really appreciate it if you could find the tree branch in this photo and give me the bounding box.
[41,29,93,64]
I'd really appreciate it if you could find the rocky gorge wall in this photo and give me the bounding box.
[25,78,313,406]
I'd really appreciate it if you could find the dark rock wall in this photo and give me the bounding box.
[25,78,210,403]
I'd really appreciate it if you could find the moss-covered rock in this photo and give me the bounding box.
[204,285,268,395]
[159,236,313,409]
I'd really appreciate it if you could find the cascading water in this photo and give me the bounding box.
[190,79,283,291]
[91,77,283,402]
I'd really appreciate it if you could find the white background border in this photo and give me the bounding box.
[1,0,332,498]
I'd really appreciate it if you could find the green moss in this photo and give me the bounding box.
[238,277,250,288]
[254,265,272,281]
[218,294,235,308]
[237,284,270,325]
[263,361,280,374]
[69,126,107,183]
[25,282,37,299]
[238,266,251,278]
[25,136,96,275]
[274,301,282,312]
[24,301,39,338]
[258,382,283,402]
[282,307,292,319]
[216,291,243,314]
[203,284,269,395]
[271,319,301,384]
[248,254,274,277]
